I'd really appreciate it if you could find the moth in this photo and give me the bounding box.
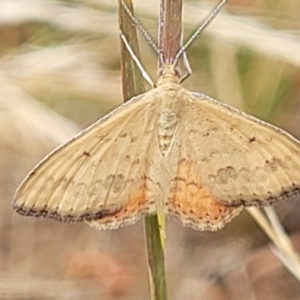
[13,0,300,231]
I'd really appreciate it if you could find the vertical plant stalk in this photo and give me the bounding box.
[118,1,168,299]
[159,0,182,66]
[119,0,144,100]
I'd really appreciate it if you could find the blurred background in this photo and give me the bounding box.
[1,0,300,299]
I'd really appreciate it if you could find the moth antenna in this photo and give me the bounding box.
[120,32,154,87]
[120,0,163,65]
[179,31,193,83]
[173,0,228,66]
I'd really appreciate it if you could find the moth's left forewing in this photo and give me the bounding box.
[177,91,300,207]
[165,88,243,231]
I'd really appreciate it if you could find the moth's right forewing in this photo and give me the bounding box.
[13,92,159,225]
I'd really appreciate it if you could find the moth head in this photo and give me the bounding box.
[156,65,181,87]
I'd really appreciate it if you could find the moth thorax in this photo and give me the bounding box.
[157,109,178,155]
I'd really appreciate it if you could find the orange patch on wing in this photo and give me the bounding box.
[167,157,242,230]
[88,177,152,229]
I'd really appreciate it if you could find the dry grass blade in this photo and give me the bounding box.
[247,207,300,281]
[119,1,167,299]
